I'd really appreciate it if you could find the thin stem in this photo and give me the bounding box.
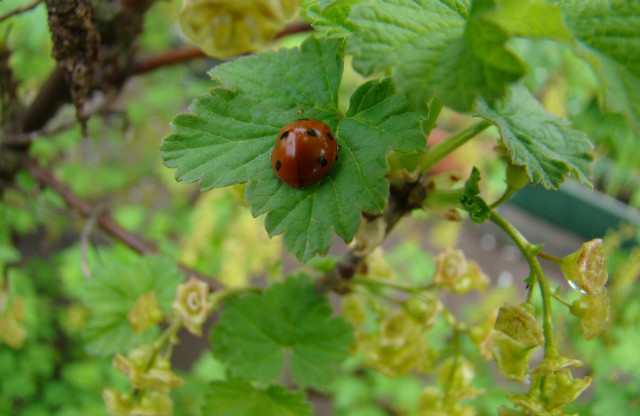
[144,316,183,372]
[489,211,557,357]
[421,120,491,172]
[489,186,516,208]
[551,291,573,308]
[352,276,418,294]
[538,251,562,264]
[0,0,41,22]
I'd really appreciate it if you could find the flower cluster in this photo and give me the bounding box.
[433,248,490,293]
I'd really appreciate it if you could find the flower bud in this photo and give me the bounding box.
[571,290,610,340]
[173,277,211,336]
[494,305,543,348]
[127,291,163,333]
[403,294,443,329]
[505,163,529,190]
[560,239,607,296]
[103,388,133,416]
[433,248,490,293]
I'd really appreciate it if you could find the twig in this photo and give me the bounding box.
[131,22,312,76]
[21,158,221,289]
[2,118,79,145]
[315,178,427,293]
[0,0,42,22]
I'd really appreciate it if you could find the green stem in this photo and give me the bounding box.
[489,186,517,209]
[421,120,491,172]
[551,291,573,308]
[489,211,557,357]
[538,251,562,264]
[352,276,418,294]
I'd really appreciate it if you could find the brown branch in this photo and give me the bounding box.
[21,158,221,289]
[131,22,313,76]
[0,0,42,22]
[315,178,427,293]
[133,47,206,75]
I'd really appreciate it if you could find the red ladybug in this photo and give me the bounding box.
[271,119,338,187]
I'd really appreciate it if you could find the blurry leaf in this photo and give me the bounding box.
[162,37,424,261]
[211,274,353,388]
[474,84,594,189]
[202,380,313,416]
[558,0,640,136]
[83,255,183,356]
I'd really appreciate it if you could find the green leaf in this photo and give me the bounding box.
[83,255,183,356]
[211,275,353,389]
[556,0,640,136]
[202,380,313,416]
[162,37,425,261]
[460,167,491,223]
[304,0,357,38]
[473,84,594,190]
[346,0,554,112]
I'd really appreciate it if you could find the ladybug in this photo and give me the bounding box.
[271,119,338,187]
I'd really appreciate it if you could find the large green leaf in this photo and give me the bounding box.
[162,37,424,261]
[474,84,593,190]
[202,380,313,416]
[341,0,571,112]
[555,0,640,136]
[210,275,353,389]
[83,255,183,356]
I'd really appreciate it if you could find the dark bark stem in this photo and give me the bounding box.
[21,158,220,289]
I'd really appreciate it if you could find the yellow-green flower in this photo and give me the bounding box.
[560,239,608,296]
[173,277,211,336]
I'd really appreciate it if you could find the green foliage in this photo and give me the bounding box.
[83,255,184,356]
[202,380,313,416]
[5,0,640,415]
[557,0,640,136]
[460,167,491,223]
[162,37,424,261]
[211,274,353,389]
[474,84,594,189]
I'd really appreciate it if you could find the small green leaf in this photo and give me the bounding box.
[83,255,183,356]
[202,380,313,416]
[460,167,491,223]
[474,84,594,190]
[211,275,353,389]
[162,37,425,261]
[557,0,640,136]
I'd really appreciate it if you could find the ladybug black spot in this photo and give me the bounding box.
[280,131,289,140]
[327,132,334,141]
[317,156,328,167]
[307,129,319,137]
[275,160,282,171]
